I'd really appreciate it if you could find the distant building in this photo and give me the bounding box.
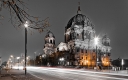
[112,58,128,70]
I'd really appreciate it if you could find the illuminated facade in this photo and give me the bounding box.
[64,5,112,67]
[101,35,111,67]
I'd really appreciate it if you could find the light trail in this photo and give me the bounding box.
[26,66,128,80]
[27,66,128,77]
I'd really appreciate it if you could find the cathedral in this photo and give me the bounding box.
[64,5,111,67]
[43,4,112,68]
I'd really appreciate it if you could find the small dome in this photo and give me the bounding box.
[45,31,55,38]
[57,42,68,51]
[102,35,110,43]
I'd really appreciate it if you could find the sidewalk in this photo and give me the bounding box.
[102,70,128,74]
[80,68,128,75]
[0,69,42,80]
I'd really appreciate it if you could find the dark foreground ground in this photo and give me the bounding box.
[0,69,42,80]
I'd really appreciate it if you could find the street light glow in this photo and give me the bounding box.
[27,56,30,60]
[9,58,11,61]
[59,57,64,61]
[122,59,124,65]
[94,37,99,45]
[24,21,29,28]
[10,55,13,58]
[17,57,20,59]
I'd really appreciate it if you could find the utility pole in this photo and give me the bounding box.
[0,57,1,74]
[96,45,98,70]
[24,21,29,75]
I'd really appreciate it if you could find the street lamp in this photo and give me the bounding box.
[59,57,64,66]
[0,57,1,66]
[40,56,42,66]
[94,37,99,70]
[34,52,36,66]
[17,57,20,70]
[24,21,29,75]
[122,59,124,70]
[9,58,13,69]
[10,55,13,58]
[10,55,14,67]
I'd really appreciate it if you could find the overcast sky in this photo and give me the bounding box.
[0,0,128,62]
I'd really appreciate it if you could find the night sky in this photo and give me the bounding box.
[0,0,128,62]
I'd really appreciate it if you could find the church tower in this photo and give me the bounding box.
[43,31,56,55]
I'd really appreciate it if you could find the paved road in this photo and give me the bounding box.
[27,67,128,80]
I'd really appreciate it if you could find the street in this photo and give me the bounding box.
[26,67,128,80]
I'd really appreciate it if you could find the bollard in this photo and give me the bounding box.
[114,67,116,71]
[0,66,1,74]
[126,68,128,74]
[0,69,1,74]
[118,67,120,71]
[117,67,118,73]
[94,67,97,71]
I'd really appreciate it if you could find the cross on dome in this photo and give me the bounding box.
[77,2,81,14]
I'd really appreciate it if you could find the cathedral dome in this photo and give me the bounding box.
[66,6,93,29]
[45,31,55,38]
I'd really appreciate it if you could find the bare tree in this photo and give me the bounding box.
[0,0,49,33]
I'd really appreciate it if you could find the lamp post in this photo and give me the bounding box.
[0,57,1,66]
[27,56,30,66]
[10,55,14,66]
[8,58,11,69]
[94,37,99,70]
[17,57,20,70]
[14,56,16,66]
[24,21,29,75]
[40,56,42,66]
[59,57,64,66]
[0,57,1,74]
[34,52,36,66]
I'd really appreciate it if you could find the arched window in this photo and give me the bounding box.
[86,50,87,53]
[50,40,52,43]
[93,49,95,52]
[107,42,110,46]
[77,48,80,52]
[81,49,83,53]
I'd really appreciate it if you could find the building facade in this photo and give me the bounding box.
[42,5,112,68]
[64,5,112,67]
